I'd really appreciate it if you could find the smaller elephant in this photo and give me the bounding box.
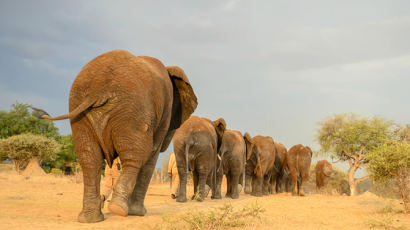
[268,142,288,194]
[244,134,276,197]
[172,116,226,202]
[286,144,312,196]
[215,130,246,199]
[315,160,332,192]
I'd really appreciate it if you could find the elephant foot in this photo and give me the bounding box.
[78,209,104,223]
[244,187,252,194]
[128,204,147,216]
[196,196,204,202]
[230,193,239,199]
[237,185,243,193]
[204,184,211,197]
[251,191,262,197]
[299,190,305,196]
[292,192,298,196]
[108,202,128,217]
[212,194,222,199]
[177,196,187,203]
[225,192,232,198]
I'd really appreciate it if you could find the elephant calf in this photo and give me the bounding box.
[244,133,276,196]
[286,144,312,196]
[214,130,246,199]
[315,160,332,192]
[173,116,226,202]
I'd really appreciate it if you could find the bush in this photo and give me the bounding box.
[159,202,265,230]
[0,133,61,172]
[367,140,410,213]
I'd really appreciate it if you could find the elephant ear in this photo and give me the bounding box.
[167,66,198,129]
[305,146,313,157]
[243,132,254,161]
[212,118,226,139]
[212,118,226,152]
[160,66,197,152]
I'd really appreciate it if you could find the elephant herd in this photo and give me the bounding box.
[36,50,332,223]
[172,115,317,202]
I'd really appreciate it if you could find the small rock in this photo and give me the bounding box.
[57,193,63,195]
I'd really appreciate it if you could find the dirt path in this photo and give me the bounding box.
[0,165,408,230]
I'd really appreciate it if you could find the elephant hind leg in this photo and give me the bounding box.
[73,122,104,223]
[109,132,153,217]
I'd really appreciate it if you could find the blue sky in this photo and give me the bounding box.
[1,1,409,175]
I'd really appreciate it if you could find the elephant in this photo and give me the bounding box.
[243,133,277,196]
[172,116,226,202]
[286,144,312,196]
[33,50,198,222]
[214,130,246,199]
[315,160,332,192]
[268,142,288,194]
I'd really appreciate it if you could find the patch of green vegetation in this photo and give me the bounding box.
[158,202,265,230]
[366,214,408,230]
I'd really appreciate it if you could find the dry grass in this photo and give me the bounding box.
[0,163,409,230]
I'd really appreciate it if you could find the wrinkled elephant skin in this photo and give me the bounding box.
[36,50,198,222]
[315,160,332,192]
[173,116,226,202]
[287,144,312,196]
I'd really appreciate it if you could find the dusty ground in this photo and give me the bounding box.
[0,164,408,230]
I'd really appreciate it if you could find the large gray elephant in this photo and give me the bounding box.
[172,116,226,202]
[243,134,276,196]
[214,130,246,199]
[286,144,312,196]
[33,50,198,222]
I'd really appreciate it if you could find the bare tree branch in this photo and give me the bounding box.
[355,175,369,185]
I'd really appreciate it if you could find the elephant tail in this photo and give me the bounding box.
[32,98,97,121]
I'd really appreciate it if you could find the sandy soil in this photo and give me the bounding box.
[0,164,408,230]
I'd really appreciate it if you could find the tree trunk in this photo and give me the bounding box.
[13,159,21,174]
[348,166,357,196]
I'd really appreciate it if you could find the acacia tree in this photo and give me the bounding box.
[0,133,61,173]
[395,124,410,143]
[367,140,410,213]
[316,113,392,196]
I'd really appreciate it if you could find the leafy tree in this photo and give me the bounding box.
[0,133,61,173]
[0,102,59,139]
[316,113,392,196]
[394,124,410,143]
[366,140,410,213]
[42,134,77,173]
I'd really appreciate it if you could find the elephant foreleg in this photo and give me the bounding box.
[244,174,252,194]
[262,174,270,195]
[290,171,298,196]
[251,175,263,197]
[230,173,240,199]
[127,149,160,216]
[226,173,232,198]
[212,170,223,199]
[196,173,208,202]
[109,133,152,216]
